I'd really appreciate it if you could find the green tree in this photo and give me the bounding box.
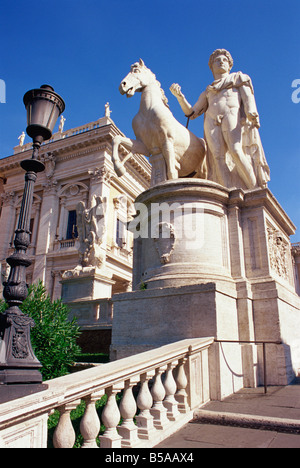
[0,281,81,380]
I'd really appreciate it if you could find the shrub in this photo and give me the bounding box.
[0,281,81,380]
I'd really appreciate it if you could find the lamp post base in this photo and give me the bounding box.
[0,383,47,404]
[0,368,43,385]
[0,308,43,385]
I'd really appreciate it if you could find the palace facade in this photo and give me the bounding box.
[0,114,151,351]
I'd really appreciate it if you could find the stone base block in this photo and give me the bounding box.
[111,282,244,399]
[111,180,300,397]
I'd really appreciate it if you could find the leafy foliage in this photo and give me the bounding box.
[0,281,81,380]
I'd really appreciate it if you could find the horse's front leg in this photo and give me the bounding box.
[112,135,149,177]
[162,139,179,180]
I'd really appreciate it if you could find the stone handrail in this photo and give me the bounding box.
[0,337,213,448]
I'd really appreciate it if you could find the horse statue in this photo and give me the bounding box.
[112,59,207,183]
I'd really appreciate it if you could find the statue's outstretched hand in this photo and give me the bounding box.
[170,83,184,100]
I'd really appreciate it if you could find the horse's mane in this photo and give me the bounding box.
[157,82,170,109]
[132,62,170,109]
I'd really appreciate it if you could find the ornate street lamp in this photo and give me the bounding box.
[0,85,65,386]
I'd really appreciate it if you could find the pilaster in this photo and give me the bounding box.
[0,192,16,260]
[88,166,113,255]
[32,182,59,284]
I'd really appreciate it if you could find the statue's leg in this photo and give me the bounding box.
[204,118,227,186]
[222,117,256,189]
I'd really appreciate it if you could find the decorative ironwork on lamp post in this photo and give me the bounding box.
[0,85,65,385]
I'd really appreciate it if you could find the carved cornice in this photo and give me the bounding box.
[0,123,117,170]
[88,166,113,183]
[0,120,151,187]
[244,188,296,236]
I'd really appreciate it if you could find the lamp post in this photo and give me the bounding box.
[0,85,65,386]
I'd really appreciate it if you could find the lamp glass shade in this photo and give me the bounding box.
[23,85,65,144]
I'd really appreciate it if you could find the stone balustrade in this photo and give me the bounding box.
[58,239,76,249]
[0,337,213,448]
[13,117,113,155]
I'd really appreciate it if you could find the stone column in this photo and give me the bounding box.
[30,199,42,253]
[32,181,59,284]
[51,270,63,301]
[292,244,300,295]
[88,166,112,254]
[57,196,67,240]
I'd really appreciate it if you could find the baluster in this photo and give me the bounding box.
[175,358,189,413]
[99,386,122,448]
[53,400,80,448]
[163,362,180,421]
[80,393,102,448]
[150,367,169,430]
[136,372,155,440]
[118,378,138,447]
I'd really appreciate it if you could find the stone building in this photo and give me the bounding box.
[0,113,151,351]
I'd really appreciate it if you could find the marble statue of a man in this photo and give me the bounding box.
[170,49,270,189]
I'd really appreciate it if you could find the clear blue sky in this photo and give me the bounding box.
[1,0,300,238]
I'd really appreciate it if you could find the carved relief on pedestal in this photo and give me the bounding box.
[154,222,176,265]
[267,226,289,279]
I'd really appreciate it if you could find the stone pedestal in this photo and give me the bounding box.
[111,180,300,398]
[61,266,114,327]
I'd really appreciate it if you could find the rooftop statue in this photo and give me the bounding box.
[105,102,112,118]
[58,115,66,133]
[170,49,270,189]
[18,131,25,147]
[112,59,207,183]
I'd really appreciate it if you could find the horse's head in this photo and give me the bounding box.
[119,59,154,97]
